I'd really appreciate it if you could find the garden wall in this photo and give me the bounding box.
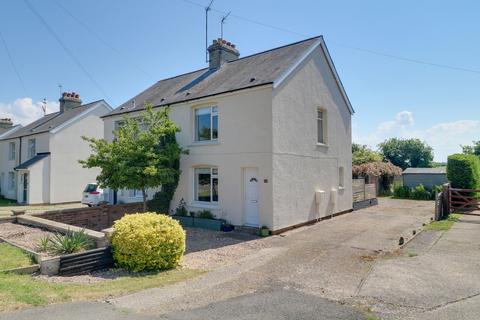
[33,203,143,231]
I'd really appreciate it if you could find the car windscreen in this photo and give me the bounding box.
[84,184,98,193]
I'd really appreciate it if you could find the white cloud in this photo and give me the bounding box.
[0,98,59,126]
[378,110,414,132]
[353,111,480,162]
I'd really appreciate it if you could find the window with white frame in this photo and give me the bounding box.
[8,142,15,161]
[194,106,218,142]
[129,189,142,198]
[28,139,36,159]
[317,109,326,144]
[194,167,218,203]
[339,166,345,188]
[8,172,15,190]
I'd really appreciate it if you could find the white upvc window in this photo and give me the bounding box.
[317,108,327,144]
[194,167,218,203]
[194,106,218,142]
[8,142,15,161]
[28,138,36,159]
[129,189,142,198]
[8,172,15,190]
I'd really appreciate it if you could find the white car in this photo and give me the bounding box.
[82,183,106,207]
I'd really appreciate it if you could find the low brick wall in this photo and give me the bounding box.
[33,203,143,231]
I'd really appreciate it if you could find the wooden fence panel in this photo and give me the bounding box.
[353,179,366,202]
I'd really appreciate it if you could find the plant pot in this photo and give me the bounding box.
[193,218,223,231]
[221,224,234,232]
[173,216,194,228]
[259,228,270,237]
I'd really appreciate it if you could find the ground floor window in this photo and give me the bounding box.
[129,189,142,198]
[194,167,218,203]
[8,172,15,190]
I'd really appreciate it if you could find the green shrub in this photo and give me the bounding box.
[49,230,94,255]
[410,184,431,200]
[111,213,185,272]
[447,154,480,189]
[393,185,411,199]
[174,199,188,216]
[195,210,215,220]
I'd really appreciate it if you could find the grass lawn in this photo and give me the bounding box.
[0,268,203,312]
[0,243,34,270]
[0,197,16,207]
[424,213,461,231]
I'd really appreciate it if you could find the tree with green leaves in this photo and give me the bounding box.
[352,143,383,165]
[462,140,480,156]
[80,105,183,211]
[378,138,433,170]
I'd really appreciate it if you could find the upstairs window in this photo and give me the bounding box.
[8,142,15,161]
[317,109,326,144]
[194,167,218,203]
[28,139,36,159]
[195,106,218,142]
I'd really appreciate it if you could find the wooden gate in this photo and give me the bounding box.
[449,188,480,213]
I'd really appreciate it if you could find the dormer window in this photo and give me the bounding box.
[194,106,218,142]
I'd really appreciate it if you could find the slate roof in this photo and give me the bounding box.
[403,167,447,175]
[105,36,324,117]
[1,100,105,140]
[15,152,50,170]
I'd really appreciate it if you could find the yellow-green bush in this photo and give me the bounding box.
[111,213,185,272]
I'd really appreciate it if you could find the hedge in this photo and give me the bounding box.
[447,154,480,189]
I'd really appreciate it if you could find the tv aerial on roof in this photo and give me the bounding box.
[221,11,231,39]
[205,0,214,64]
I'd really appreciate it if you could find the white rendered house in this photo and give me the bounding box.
[0,93,112,204]
[102,36,354,232]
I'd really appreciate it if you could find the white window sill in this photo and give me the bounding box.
[189,202,219,209]
[338,186,345,190]
[189,140,219,147]
[316,143,329,147]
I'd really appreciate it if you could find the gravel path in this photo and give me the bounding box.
[0,223,56,258]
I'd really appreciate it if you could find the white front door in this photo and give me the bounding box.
[244,167,260,226]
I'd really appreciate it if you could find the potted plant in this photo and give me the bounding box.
[221,220,235,232]
[259,226,270,237]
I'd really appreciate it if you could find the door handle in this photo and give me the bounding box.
[251,200,258,203]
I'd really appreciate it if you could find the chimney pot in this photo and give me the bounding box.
[59,91,82,113]
[207,38,240,69]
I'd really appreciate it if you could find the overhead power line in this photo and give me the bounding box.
[23,0,112,101]
[52,0,154,80]
[181,0,480,76]
[0,29,29,96]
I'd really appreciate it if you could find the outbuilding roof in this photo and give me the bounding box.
[1,100,107,140]
[105,36,354,117]
[403,167,447,175]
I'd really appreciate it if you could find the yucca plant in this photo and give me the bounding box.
[49,230,94,255]
[37,236,51,252]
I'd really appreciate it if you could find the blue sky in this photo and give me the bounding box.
[0,0,479,161]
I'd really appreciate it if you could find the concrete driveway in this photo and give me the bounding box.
[0,198,438,319]
[357,213,480,320]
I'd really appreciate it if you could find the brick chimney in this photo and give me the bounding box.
[208,39,240,69]
[0,118,13,129]
[59,92,82,112]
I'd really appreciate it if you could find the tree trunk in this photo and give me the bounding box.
[142,188,147,212]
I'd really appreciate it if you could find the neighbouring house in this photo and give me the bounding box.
[102,36,354,232]
[0,93,112,204]
[402,167,448,189]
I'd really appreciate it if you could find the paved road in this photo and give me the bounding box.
[0,199,437,319]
